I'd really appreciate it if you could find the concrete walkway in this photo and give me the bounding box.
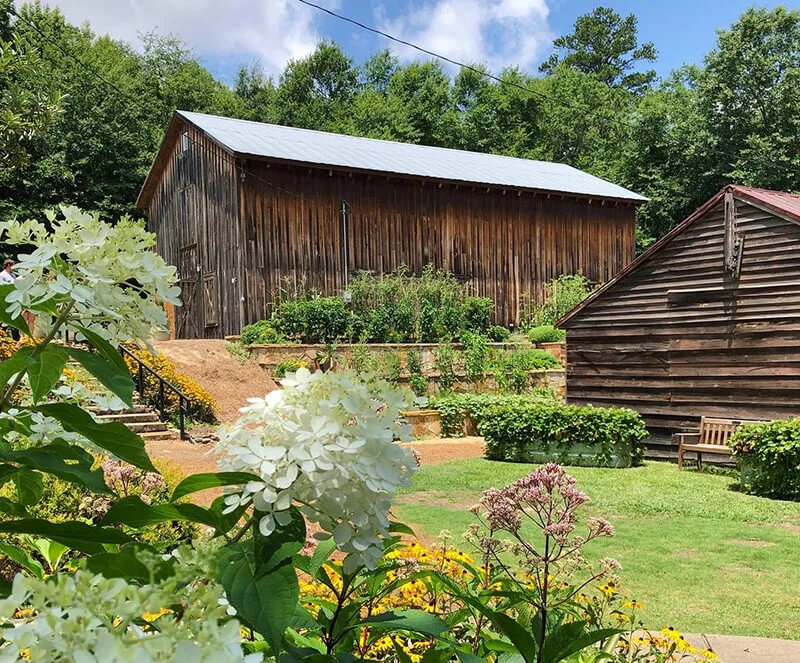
[685,633,800,662]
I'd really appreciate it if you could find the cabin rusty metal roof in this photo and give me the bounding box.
[171,110,647,203]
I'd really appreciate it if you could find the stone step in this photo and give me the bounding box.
[125,421,170,434]
[97,412,161,424]
[140,430,181,442]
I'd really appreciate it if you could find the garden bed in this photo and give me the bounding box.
[247,342,531,371]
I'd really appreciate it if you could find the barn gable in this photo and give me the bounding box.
[559,185,800,435]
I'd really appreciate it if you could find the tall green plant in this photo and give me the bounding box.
[534,274,594,326]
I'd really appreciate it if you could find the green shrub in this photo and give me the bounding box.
[461,332,490,385]
[272,300,307,339]
[462,297,493,335]
[380,352,403,384]
[432,392,559,438]
[527,324,566,344]
[487,325,510,342]
[301,297,350,343]
[273,358,310,378]
[730,418,800,500]
[480,402,647,467]
[533,273,594,326]
[494,349,561,394]
[240,320,288,345]
[406,350,428,397]
[434,342,458,392]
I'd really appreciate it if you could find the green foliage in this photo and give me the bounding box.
[487,325,511,342]
[526,325,566,344]
[461,332,489,385]
[462,297,493,335]
[730,418,800,501]
[405,350,428,397]
[239,320,288,345]
[480,403,647,467]
[348,266,470,343]
[377,352,403,385]
[433,343,457,393]
[224,341,251,364]
[269,296,350,344]
[0,33,61,169]
[494,349,561,394]
[539,6,657,93]
[273,358,309,379]
[533,274,594,326]
[432,391,559,438]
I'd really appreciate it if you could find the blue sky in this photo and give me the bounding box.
[43,0,795,84]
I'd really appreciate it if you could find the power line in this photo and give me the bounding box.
[294,0,761,167]
[295,0,556,105]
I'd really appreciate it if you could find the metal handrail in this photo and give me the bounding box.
[119,345,190,440]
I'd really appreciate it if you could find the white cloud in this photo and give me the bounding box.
[25,0,331,75]
[378,0,552,73]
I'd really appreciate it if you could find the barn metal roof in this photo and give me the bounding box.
[175,110,647,203]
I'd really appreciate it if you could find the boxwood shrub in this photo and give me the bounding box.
[526,324,566,344]
[730,418,800,500]
[432,392,558,438]
[480,403,647,467]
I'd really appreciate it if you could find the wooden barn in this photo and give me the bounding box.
[137,110,646,338]
[558,185,800,442]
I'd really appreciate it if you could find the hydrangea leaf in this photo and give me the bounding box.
[75,325,130,375]
[0,542,44,579]
[218,541,299,654]
[170,471,262,503]
[0,443,110,495]
[34,402,156,472]
[12,469,42,506]
[28,345,69,404]
[0,519,131,554]
[66,347,134,408]
[101,495,224,531]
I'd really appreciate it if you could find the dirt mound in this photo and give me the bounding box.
[151,340,278,424]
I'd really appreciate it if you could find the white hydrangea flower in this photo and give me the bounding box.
[1,206,180,344]
[0,548,262,662]
[216,368,416,572]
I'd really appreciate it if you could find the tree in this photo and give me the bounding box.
[697,6,800,193]
[540,7,657,93]
[0,0,60,169]
[274,41,359,131]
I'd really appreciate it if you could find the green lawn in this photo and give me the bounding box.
[396,459,800,640]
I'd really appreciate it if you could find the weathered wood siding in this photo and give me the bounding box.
[239,160,636,326]
[562,198,800,435]
[146,124,241,338]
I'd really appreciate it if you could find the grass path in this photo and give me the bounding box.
[396,460,800,640]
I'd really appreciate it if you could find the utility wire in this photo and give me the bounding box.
[294,0,761,167]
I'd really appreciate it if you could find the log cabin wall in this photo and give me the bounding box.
[562,197,800,436]
[238,159,637,327]
[145,124,242,338]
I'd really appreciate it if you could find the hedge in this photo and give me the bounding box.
[730,418,800,501]
[432,392,558,438]
[526,325,566,344]
[479,402,647,468]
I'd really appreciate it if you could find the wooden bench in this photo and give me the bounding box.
[674,417,764,470]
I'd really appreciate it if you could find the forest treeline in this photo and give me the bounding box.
[1,2,799,248]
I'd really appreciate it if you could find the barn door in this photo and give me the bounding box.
[178,244,202,338]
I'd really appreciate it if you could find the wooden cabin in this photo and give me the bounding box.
[137,111,646,338]
[558,185,800,441]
